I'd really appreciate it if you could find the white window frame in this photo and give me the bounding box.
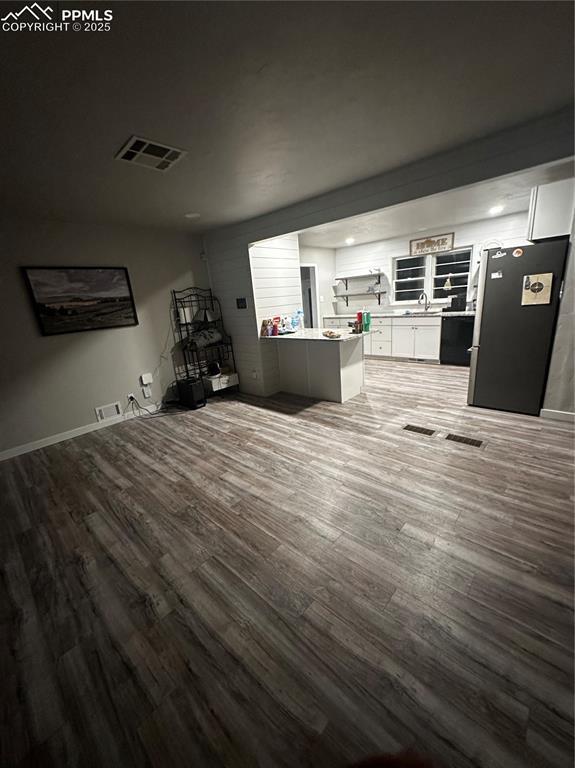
[392,255,427,304]
[431,246,473,304]
[391,246,473,305]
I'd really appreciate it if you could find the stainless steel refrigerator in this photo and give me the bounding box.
[468,240,568,416]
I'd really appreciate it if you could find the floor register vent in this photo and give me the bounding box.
[403,424,435,436]
[446,433,483,448]
[95,401,122,422]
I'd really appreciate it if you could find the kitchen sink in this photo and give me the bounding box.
[402,311,441,316]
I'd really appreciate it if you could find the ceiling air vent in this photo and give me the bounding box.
[115,136,186,172]
[95,401,122,422]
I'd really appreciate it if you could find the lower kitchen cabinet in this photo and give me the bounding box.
[325,316,443,361]
[391,325,414,357]
[372,338,392,356]
[413,325,441,359]
[391,317,441,360]
[363,333,372,355]
[369,322,392,357]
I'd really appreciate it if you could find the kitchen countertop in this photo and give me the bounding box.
[323,311,476,319]
[261,328,368,342]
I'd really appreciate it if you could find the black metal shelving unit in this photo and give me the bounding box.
[171,287,237,408]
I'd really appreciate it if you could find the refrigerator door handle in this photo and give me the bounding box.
[467,345,480,405]
[472,250,489,349]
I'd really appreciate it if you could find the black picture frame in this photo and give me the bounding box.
[22,266,139,336]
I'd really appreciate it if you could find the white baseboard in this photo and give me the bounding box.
[0,403,160,463]
[540,408,575,423]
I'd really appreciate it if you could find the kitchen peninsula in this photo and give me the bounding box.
[265,329,366,402]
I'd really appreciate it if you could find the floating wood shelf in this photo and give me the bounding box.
[335,290,385,307]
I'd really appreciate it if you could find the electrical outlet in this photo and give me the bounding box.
[127,393,135,402]
[142,385,152,399]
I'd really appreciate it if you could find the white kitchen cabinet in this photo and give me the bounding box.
[413,325,441,359]
[372,323,392,340]
[391,317,441,360]
[368,323,393,357]
[372,338,392,356]
[527,178,575,241]
[363,333,372,355]
[391,325,414,357]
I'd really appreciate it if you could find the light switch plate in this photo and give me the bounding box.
[140,372,153,385]
[142,385,152,398]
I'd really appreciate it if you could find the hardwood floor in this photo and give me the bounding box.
[1,359,573,768]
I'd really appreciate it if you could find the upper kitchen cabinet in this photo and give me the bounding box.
[527,177,575,241]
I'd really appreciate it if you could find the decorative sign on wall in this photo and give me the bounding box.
[410,233,455,256]
[521,273,553,306]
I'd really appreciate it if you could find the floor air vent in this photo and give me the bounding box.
[446,433,483,448]
[115,136,186,172]
[95,401,122,422]
[403,425,435,436]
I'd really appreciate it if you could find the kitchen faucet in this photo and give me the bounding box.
[418,291,430,312]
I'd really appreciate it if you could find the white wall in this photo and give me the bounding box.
[0,221,208,455]
[249,234,302,327]
[299,245,336,325]
[248,233,301,394]
[332,212,530,314]
[204,110,573,397]
[204,237,261,395]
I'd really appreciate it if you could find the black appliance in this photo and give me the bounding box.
[443,294,467,312]
[440,316,474,366]
[176,378,206,409]
[468,240,567,416]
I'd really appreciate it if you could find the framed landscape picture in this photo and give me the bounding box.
[23,266,138,336]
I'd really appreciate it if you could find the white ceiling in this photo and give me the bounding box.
[298,160,575,249]
[0,2,573,231]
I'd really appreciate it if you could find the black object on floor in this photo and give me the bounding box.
[403,424,435,436]
[176,378,206,409]
[446,433,482,447]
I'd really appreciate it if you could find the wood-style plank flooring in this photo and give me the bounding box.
[1,359,573,768]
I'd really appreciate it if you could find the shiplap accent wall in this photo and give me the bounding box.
[205,242,264,394]
[204,109,572,398]
[250,234,302,324]
[332,212,530,314]
[249,233,302,394]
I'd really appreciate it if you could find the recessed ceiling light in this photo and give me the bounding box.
[184,212,201,219]
[345,237,355,245]
[489,205,504,216]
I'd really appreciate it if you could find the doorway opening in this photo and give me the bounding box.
[300,264,320,328]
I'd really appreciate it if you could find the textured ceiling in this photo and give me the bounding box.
[0,1,573,231]
[298,160,575,248]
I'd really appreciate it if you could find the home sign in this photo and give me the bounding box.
[410,233,455,256]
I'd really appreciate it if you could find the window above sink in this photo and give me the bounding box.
[392,247,472,303]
